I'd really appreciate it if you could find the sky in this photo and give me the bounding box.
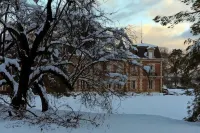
[98,0,194,51]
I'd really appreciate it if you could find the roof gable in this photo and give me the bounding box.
[133,43,161,58]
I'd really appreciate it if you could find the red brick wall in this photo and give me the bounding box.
[155,64,161,76]
[155,78,161,92]
[136,59,162,92]
[142,78,148,92]
[72,59,162,93]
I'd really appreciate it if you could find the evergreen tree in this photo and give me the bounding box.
[154,0,200,122]
[168,49,184,87]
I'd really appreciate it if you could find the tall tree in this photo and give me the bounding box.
[159,47,170,86]
[168,49,184,87]
[154,0,200,121]
[0,0,137,115]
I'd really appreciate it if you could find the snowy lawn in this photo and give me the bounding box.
[167,89,194,95]
[1,113,200,133]
[0,90,199,133]
[34,92,193,120]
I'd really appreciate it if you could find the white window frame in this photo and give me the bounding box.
[149,52,153,58]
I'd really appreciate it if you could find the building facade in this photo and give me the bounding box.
[74,43,163,92]
[127,43,163,92]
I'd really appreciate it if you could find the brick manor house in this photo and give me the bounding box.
[126,43,163,92]
[0,43,163,93]
[74,43,163,92]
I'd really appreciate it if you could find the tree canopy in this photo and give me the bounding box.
[0,0,137,114]
[154,0,200,122]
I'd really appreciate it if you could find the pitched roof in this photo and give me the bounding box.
[134,43,161,58]
[137,43,157,47]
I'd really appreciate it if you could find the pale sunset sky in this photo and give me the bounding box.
[99,0,194,51]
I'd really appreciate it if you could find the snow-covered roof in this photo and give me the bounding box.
[130,45,138,51]
[137,43,157,48]
[147,46,155,50]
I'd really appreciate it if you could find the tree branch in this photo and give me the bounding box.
[29,66,73,90]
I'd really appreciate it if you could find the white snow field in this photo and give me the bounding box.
[1,114,200,133]
[34,93,193,120]
[0,89,200,133]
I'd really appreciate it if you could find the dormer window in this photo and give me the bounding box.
[147,47,155,58]
[149,51,153,58]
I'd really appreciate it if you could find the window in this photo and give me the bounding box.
[81,81,86,90]
[149,80,153,89]
[0,86,3,91]
[131,66,135,72]
[150,65,156,76]
[116,67,121,73]
[149,65,153,75]
[150,65,153,71]
[131,66,137,75]
[106,63,112,71]
[132,80,136,89]
[149,52,153,58]
[108,84,111,88]
[143,65,154,75]
[97,64,102,71]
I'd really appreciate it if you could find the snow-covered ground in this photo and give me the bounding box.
[1,114,200,133]
[0,89,200,133]
[34,93,193,120]
[167,88,194,95]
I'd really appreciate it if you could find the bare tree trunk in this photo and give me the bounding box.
[174,72,178,87]
[11,59,31,110]
[11,0,53,110]
[33,80,49,112]
[11,59,49,112]
[37,89,48,112]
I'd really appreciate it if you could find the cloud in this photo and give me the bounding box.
[99,0,194,50]
[127,23,190,50]
[179,30,193,38]
[148,0,191,17]
[98,0,118,8]
[110,0,161,21]
[105,0,190,21]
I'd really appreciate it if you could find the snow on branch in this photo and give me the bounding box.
[53,60,74,66]
[107,73,127,79]
[105,73,128,86]
[5,26,20,39]
[98,50,139,62]
[0,64,18,96]
[131,60,142,67]
[0,56,20,95]
[186,40,200,56]
[35,23,44,35]
[0,79,6,87]
[0,56,21,71]
[29,66,68,82]
[29,66,72,90]
[81,38,95,43]
[143,66,151,73]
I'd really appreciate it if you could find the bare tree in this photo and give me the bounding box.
[0,0,138,121]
